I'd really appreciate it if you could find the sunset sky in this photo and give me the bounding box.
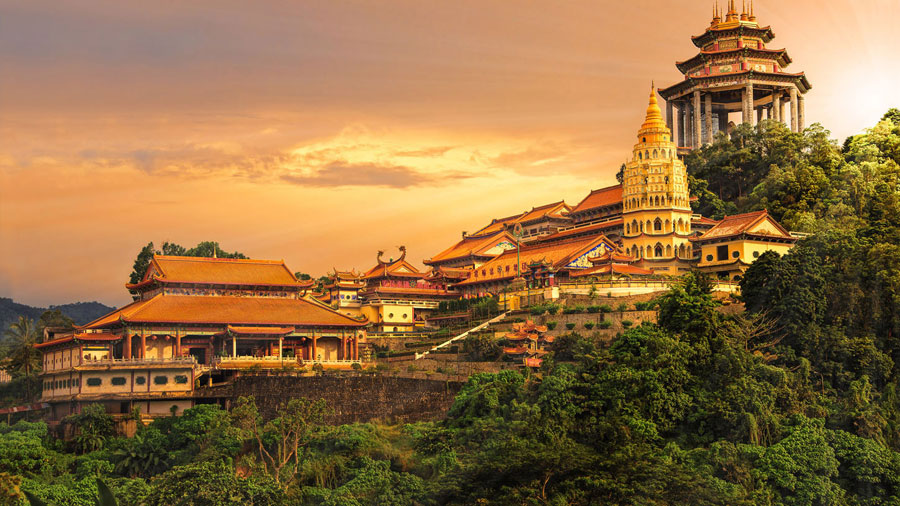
[1,0,898,307]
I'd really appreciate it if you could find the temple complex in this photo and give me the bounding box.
[659,0,812,151]
[37,255,367,421]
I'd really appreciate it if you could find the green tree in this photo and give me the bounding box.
[66,404,115,454]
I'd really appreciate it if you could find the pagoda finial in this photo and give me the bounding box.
[740,0,749,21]
[641,83,666,131]
[749,0,757,21]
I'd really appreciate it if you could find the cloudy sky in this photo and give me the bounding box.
[1,0,897,307]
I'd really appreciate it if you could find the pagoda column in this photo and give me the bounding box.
[278,336,283,360]
[175,331,182,358]
[757,106,764,123]
[704,93,713,145]
[231,337,237,358]
[124,333,131,360]
[718,109,728,134]
[353,335,359,361]
[681,102,690,147]
[692,91,702,149]
[772,91,782,122]
[790,87,799,132]
[744,83,755,126]
[666,100,674,133]
[798,94,805,131]
[140,333,146,359]
[312,332,318,361]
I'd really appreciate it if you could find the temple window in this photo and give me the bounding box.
[154,376,168,385]
[174,375,188,384]
[111,377,127,386]
[86,378,102,387]
[654,218,662,231]
[655,244,664,257]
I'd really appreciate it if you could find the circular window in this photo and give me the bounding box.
[753,251,760,258]
[706,255,713,261]
[388,313,394,318]
[135,376,146,385]
[154,376,168,385]
[732,251,739,258]
[402,314,408,319]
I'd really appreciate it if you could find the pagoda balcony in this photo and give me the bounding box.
[212,356,361,370]
[43,356,198,374]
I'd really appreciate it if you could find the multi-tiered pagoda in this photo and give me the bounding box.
[659,0,812,151]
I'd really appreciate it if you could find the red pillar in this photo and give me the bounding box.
[312,334,318,362]
[124,334,132,360]
[140,334,146,359]
[176,334,182,358]
[353,335,359,361]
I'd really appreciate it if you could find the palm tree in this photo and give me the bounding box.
[1,317,42,399]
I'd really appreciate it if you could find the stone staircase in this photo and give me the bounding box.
[414,312,509,360]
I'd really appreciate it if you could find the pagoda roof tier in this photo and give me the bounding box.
[527,219,622,246]
[676,47,791,74]
[81,293,366,329]
[691,24,775,48]
[425,266,473,281]
[659,70,812,99]
[360,286,458,298]
[128,255,309,291]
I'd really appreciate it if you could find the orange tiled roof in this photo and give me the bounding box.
[34,332,122,349]
[362,259,424,279]
[528,219,622,245]
[570,185,623,214]
[226,325,295,335]
[570,264,655,277]
[137,255,303,287]
[470,212,526,237]
[456,235,615,286]
[692,215,720,225]
[82,293,365,329]
[695,210,793,241]
[425,230,517,265]
[512,201,571,225]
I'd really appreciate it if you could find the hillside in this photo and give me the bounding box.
[0,297,116,335]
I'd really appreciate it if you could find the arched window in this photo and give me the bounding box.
[645,150,650,159]
[666,245,672,256]
[626,223,630,234]
[655,244,664,257]
[632,220,638,234]
[646,220,652,231]
[646,245,652,257]
[654,218,662,231]
[652,149,658,158]
[638,152,642,160]
[665,219,670,231]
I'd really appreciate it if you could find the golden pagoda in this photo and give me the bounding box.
[621,85,694,275]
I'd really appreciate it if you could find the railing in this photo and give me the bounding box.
[367,299,440,308]
[367,332,431,339]
[415,311,508,360]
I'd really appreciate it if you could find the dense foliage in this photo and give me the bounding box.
[1,110,899,504]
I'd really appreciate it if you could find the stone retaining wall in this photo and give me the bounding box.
[224,375,464,424]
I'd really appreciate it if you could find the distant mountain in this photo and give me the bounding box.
[0,297,116,335]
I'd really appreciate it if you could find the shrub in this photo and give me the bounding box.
[621,320,634,328]
[617,302,629,312]
[407,364,419,373]
[351,362,362,371]
[586,305,601,313]
[598,320,613,329]
[546,321,558,330]
[599,304,613,313]
[529,304,546,316]
[583,322,595,330]
[565,323,576,330]
[546,303,562,315]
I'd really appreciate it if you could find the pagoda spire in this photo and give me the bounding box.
[740,0,749,21]
[749,0,757,22]
[641,82,666,132]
